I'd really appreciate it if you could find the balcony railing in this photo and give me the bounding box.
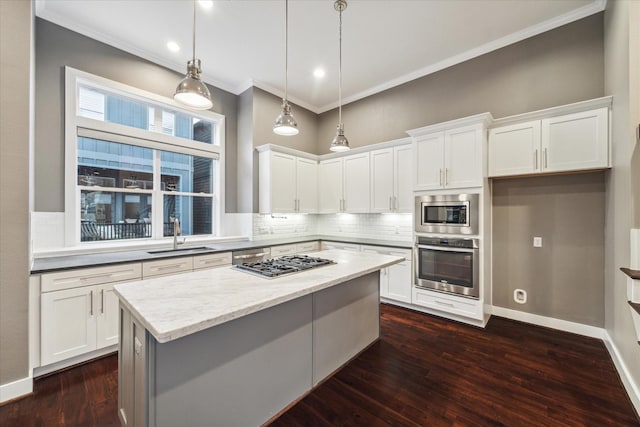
[81,221,152,241]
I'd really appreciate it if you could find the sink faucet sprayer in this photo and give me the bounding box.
[173,218,185,250]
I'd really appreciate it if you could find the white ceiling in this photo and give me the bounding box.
[35,0,605,113]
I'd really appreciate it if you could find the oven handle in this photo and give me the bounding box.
[416,244,477,253]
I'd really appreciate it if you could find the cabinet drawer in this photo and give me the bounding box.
[295,241,320,254]
[412,288,482,319]
[271,244,297,257]
[41,263,142,293]
[193,252,232,270]
[143,258,193,278]
[361,246,411,261]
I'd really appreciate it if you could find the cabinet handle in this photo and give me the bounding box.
[89,290,94,316]
[297,199,300,212]
[394,196,397,211]
[543,148,548,169]
[156,263,184,271]
[444,168,449,186]
[389,196,392,211]
[434,300,455,308]
[534,149,538,169]
[439,169,443,186]
[101,289,105,314]
[80,273,113,283]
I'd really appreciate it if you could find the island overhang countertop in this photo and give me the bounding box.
[113,249,403,343]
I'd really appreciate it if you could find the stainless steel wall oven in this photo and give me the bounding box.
[415,193,478,235]
[414,236,479,299]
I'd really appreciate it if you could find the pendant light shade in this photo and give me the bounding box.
[174,1,213,110]
[330,0,349,152]
[273,0,299,136]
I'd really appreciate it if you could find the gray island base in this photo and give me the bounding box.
[114,250,403,426]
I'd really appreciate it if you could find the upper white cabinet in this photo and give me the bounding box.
[407,113,493,191]
[258,147,318,214]
[319,153,370,213]
[488,98,611,177]
[370,142,412,213]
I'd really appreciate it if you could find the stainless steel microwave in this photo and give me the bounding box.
[415,194,478,235]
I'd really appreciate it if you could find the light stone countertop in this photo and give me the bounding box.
[113,250,403,343]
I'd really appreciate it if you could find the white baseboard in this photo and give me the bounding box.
[490,306,605,339]
[0,376,33,404]
[602,331,640,416]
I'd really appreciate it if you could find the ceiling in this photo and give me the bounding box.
[35,0,605,114]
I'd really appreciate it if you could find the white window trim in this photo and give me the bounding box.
[64,66,225,247]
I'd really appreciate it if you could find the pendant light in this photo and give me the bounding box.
[330,0,350,152]
[273,0,299,136]
[174,0,213,110]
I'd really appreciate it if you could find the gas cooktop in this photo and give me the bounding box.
[235,255,336,278]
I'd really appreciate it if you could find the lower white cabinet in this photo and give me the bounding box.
[412,287,483,320]
[41,282,119,365]
[321,241,361,252]
[361,246,412,303]
[142,257,193,278]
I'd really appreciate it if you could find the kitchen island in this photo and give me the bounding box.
[113,249,403,427]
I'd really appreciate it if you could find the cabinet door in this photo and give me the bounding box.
[394,145,413,212]
[96,284,119,348]
[41,287,97,365]
[413,133,444,191]
[387,257,412,303]
[296,157,318,213]
[343,152,370,213]
[445,125,483,189]
[269,152,297,213]
[318,158,343,213]
[541,108,609,173]
[488,121,541,177]
[370,148,394,213]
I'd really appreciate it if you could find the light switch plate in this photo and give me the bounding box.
[533,237,543,247]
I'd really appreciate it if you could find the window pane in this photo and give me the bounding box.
[77,137,154,189]
[81,190,152,241]
[78,84,216,145]
[163,195,212,237]
[160,151,214,194]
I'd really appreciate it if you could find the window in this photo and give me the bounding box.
[66,67,224,246]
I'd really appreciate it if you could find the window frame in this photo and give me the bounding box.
[64,67,225,247]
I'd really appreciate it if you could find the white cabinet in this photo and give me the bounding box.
[408,114,491,191]
[142,257,193,278]
[259,149,318,214]
[412,287,483,320]
[40,263,142,365]
[361,246,412,303]
[272,241,321,257]
[370,144,412,213]
[193,252,232,270]
[489,105,610,177]
[319,153,370,213]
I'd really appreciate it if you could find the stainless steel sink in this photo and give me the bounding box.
[147,246,213,255]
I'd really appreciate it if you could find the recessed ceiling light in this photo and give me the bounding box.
[167,41,180,52]
[313,68,326,79]
[198,0,213,9]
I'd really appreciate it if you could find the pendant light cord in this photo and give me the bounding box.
[192,0,197,61]
[338,4,343,125]
[284,0,289,103]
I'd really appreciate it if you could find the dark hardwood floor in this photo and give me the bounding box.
[1,304,638,426]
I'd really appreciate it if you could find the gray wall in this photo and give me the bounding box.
[492,173,605,326]
[604,0,640,396]
[34,19,238,213]
[316,14,604,153]
[0,0,31,386]
[238,87,319,212]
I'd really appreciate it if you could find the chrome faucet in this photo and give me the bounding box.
[173,218,185,250]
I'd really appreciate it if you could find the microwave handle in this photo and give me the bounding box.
[416,244,476,253]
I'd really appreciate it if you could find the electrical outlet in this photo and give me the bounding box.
[533,237,542,247]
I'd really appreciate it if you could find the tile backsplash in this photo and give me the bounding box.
[251,213,412,242]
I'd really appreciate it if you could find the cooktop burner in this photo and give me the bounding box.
[235,255,335,278]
